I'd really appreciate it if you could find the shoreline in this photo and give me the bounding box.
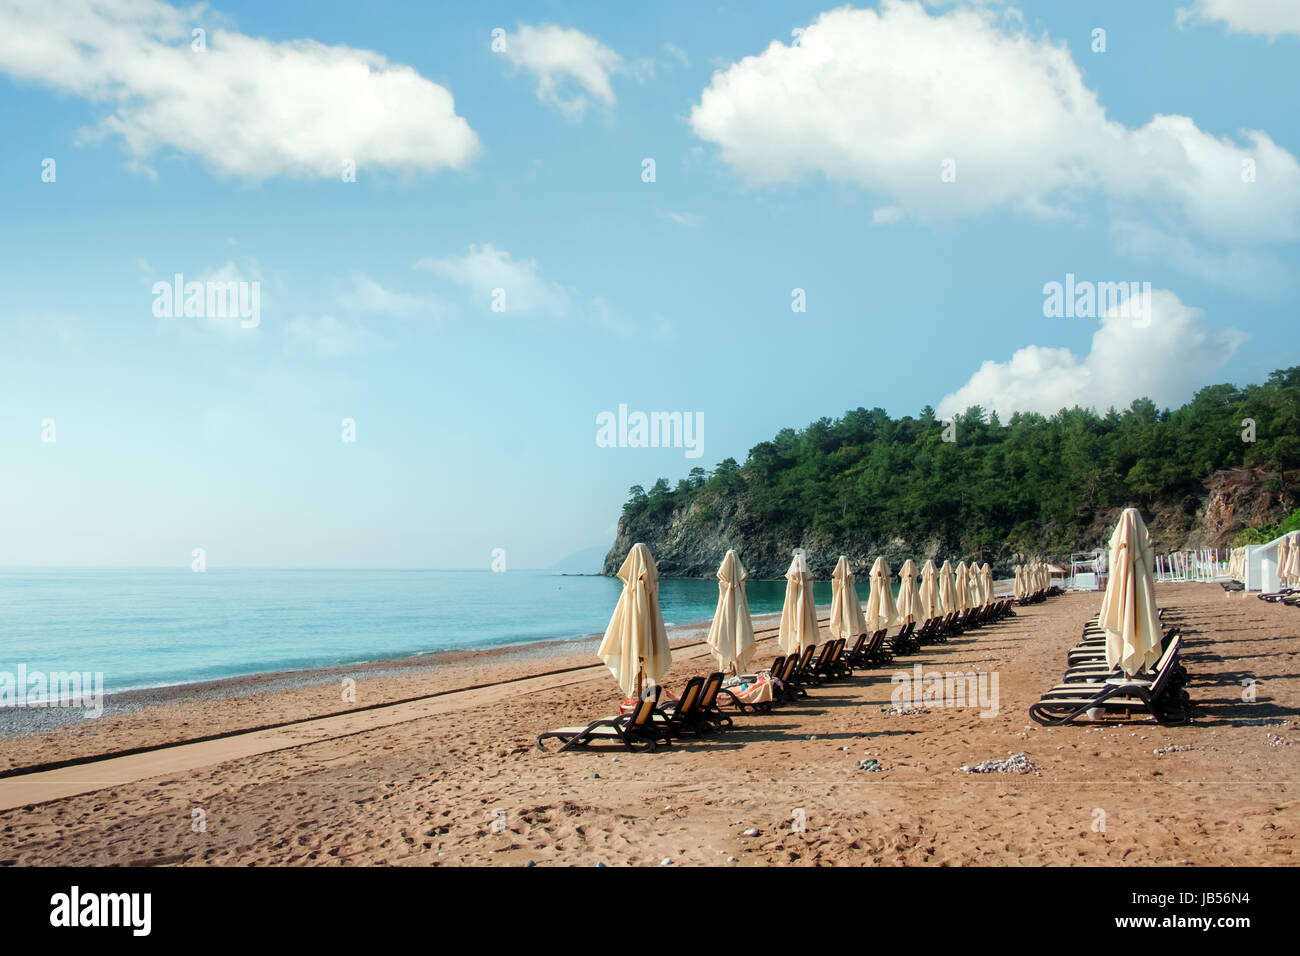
[3,582,1296,866]
[0,611,785,744]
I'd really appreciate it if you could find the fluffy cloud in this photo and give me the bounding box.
[338,274,444,320]
[690,1,1300,243]
[936,290,1247,419]
[498,24,623,118]
[1178,0,1300,38]
[0,0,479,179]
[414,243,570,317]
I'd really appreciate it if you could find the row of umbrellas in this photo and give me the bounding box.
[597,543,1050,698]
[1014,562,1053,598]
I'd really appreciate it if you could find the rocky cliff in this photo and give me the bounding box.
[601,466,1294,579]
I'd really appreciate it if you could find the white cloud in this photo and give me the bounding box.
[498,24,623,118]
[1111,219,1289,297]
[872,206,905,225]
[663,42,691,68]
[1177,0,1300,38]
[414,243,570,317]
[338,273,444,321]
[936,290,1247,419]
[0,0,479,180]
[661,210,702,227]
[690,1,1300,244]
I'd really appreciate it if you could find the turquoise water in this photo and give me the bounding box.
[0,569,873,694]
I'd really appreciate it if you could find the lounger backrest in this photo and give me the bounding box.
[1147,633,1182,696]
[674,676,705,717]
[778,655,800,683]
[698,672,724,709]
[797,644,817,672]
[809,643,833,672]
[628,685,663,728]
[847,634,867,659]
[770,655,786,678]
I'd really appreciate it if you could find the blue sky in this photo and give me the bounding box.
[1,0,1297,570]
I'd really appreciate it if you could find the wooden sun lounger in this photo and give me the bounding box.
[536,685,670,753]
[1029,635,1189,726]
[654,676,709,737]
[695,672,735,729]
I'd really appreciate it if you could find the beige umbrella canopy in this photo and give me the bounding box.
[952,561,970,613]
[1284,531,1300,587]
[939,560,957,615]
[1278,536,1291,587]
[1279,535,1300,587]
[919,559,943,621]
[706,549,756,675]
[1099,509,1162,676]
[778,549,821,655]
[896,559,922,625]
[980,563,994,606]
[865,556,900,631]
[829,556,869,640]
[597,543,673,698]
[969,563,982,607]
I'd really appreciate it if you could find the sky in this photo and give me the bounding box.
[0,0,1297,570]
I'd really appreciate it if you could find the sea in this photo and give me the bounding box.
[0,569,877,695]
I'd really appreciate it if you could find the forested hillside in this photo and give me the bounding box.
[604,368,1300,578]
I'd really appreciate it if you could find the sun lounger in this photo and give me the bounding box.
[695,672,735,729]
[809,638,852,681]
[654,676,710,737]
[536,685,671,753]
[775,649,813,702]
[1029,635,1189,726]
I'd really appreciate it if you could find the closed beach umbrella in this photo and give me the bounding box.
[966,563,981,609]
[1280,531,1297,587]
[896,559,922,625]
[1099,508,1162,677]
[980,563,994,605]
[953,561,970,613]
[939,560,957,614]
[1285,532,1300,587]
[865,556,900,632]
[706,550,756,675]
[597,543,672,698]
[919,559,942,621]
[829,555,869,640]
[778,549,820,654]
[1013,564,1023,600]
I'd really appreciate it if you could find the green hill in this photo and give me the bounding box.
[604,368,1300,578]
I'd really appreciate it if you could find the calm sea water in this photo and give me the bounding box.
[0,570,875,694]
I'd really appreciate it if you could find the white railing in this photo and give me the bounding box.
[1153,548,1228,583]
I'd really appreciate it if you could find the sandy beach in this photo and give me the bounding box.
[1,582,1297,866]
